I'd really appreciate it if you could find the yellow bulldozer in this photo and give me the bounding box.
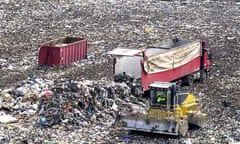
[117,82,206,136]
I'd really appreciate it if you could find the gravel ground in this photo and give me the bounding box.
[0,0,239,143]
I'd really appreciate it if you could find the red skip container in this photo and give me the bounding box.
[38,36,87,66]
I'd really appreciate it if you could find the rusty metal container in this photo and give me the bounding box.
[38,36,87,66]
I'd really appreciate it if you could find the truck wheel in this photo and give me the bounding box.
[203,71,208,81]
[201,73,205,83]
[199,71,208,83]
[181,75,194,86]
[182,75,194,86]
[187,75,194,86]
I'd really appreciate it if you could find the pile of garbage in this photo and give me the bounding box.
[114,73,143,97]
[0,76,148,143]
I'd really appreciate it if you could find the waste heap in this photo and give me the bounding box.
[0,76,148,143]
[114,73,143,97]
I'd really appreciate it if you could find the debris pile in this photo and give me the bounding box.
[0,76,147,143]
[114,73,143,97]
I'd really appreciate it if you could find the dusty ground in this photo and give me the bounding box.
[0,0,239,143]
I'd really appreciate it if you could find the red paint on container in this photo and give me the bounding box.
[38,36,87,66]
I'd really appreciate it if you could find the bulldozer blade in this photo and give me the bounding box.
[189,112,207,128]
[118,115,179,135]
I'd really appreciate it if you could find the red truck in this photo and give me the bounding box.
[108,38,211,93]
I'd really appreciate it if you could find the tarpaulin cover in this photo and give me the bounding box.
[144,41,201,74]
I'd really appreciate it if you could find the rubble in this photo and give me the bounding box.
[0,0,239,143]
[0,76,146,143]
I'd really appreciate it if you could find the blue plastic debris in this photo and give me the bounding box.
[124,136,130,142]
[40,117,47,124]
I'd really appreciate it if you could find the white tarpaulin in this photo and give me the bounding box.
[144,41,201,74]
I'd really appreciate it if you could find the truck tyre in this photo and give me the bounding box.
[187,75,194,86]
[181,75,194,86]
[203,71,208,81]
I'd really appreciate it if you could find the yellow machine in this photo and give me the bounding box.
[118,82,206,136]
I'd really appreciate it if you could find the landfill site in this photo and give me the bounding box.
[0,0,240,144]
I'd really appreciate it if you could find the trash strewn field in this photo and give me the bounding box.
[0,0,239,143]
